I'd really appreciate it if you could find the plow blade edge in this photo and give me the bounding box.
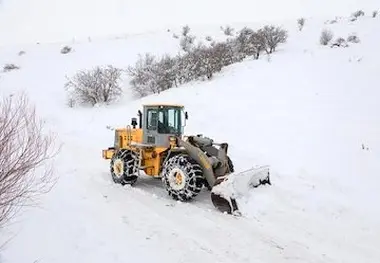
[210,165,271,215]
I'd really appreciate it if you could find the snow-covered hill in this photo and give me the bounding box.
[0,0,379,45]
[1,3,380,263]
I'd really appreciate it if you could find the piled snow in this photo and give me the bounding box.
[0,5,380,263]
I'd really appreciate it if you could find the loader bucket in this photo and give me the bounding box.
[210,166,271,215]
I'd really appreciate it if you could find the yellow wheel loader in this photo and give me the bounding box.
[102,104,271,215]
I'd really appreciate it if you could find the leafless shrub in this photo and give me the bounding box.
[221,25,234,36]
[0,94,58,229]
[3,64,20,72]
[234,27,256,59]
[18,51,26,56]
[60,46,72,54]
[347,33,360,43]
[349,17,357,22]
[372,10,378,18]
[64,65,123,107]
[325,19,338,24]
[127,54,179,97]
[179,25,197,52]
[180,34,196,52]
[172,33,179,39]
[331,37,348,48]
[297,18,305,31]
[231,27,268,60]
[128,23,288,97]
[205,35,213,42]
[352,10,365,18]
[260,25,288,54]
[182,25,191,36]
[186,43,233,80]
[320,29,334,45]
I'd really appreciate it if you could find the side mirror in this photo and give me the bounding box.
[185,111,188,120]
[131,117,137,128]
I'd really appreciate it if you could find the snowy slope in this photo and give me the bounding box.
[0,0,380,45]
[1,7,380,263]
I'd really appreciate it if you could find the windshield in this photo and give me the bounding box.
[157,107,182,134]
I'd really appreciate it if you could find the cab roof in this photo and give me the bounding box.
[143,103,184,107]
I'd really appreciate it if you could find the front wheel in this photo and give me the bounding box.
[161,154,204,201]
[110,149,138,185]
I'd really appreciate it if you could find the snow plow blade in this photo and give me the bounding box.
[210,165,271,215]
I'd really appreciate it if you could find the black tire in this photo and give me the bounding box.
[161,153,204,201]
[110,149,138,185]
[227,156,234,173]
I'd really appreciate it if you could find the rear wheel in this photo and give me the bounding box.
[161,154,204,201]
[110,149,138,185]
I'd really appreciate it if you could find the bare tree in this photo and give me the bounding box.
[3,64,20,72]
[221,25,234,36]
[320,29,334,45]
[347,33,360,43]
[250,30,266,59]
[64,65,123,107]
[297,18,306,31]
[260,25,288,54]
[0,93,58,229]
[351,10,365,18]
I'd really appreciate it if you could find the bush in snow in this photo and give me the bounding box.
[352,10,365,18]
[320,29,334,45]
[297,18,305,31]
[260,25,288,54]
[179,25,196,53]
[3,63,20,72]
[331,37,348,48]
[127,53,179,97]
[221,25,235,36]
[232,26,275,60]
[18,51,26,56]
[205,35,213,42]
[60,46,72,54]
[128,23,288,98]
[372,10,378,18]
[0,93,57,229]
[64,65,123,107]
[347,33,360,43]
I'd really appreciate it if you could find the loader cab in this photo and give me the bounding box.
[135,104,188,147]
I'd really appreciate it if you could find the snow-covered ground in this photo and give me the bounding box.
[1,3,380,263]
[0,0,379,45]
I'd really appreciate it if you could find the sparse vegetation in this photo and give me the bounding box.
[320,29,334,45]
[128,24,288,97]
[64,65,123,107]
[331,37,348,48]
[297,18,305,31]
[3,64,20,72]
[372,10,378,18]
[179,25,196,52]
[347,33,360,43]
[0,93,58,229]
[221,25,235,36]
[61,46,72,54]
[352,10,365,18]
[260,25,288,54]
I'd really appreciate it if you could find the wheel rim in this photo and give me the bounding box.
[113,159,124,178]
[168,167,186,190]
